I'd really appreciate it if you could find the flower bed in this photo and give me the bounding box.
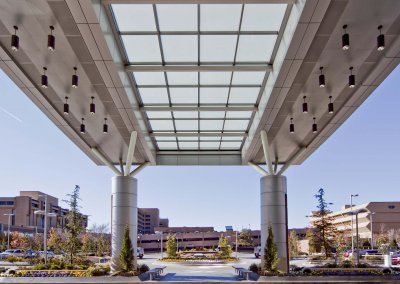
[309,268,387,276]
[16,270,88,277]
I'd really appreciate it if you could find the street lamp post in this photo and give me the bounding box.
[347,208,367,266]
[370,212,376,249]
[34,195,56,264]
[3,213,14,250]
[350,194,359,254]
[155,231,163,259]
[235,230,238,259]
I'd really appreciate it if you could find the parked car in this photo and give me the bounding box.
[360,249,380,257]
[254,246,261,258]
[0,249,26,259]
[37,251,56,258]
[392,253,400,265]
[137,247,144,259]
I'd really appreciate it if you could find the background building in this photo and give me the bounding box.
[138,208,169,234]
[0,191,88,234]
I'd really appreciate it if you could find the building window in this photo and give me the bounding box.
[0,201,14,206]
[389,205,396,209]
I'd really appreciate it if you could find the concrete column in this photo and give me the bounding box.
[260,175,288,273]
[111,176,138,273]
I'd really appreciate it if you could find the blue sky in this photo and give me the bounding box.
[0,66,399,232]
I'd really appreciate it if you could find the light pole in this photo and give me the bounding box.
[3,213,14,250]
[235,230,238,259]
[34,194,56,264]
[370,212,376,249]
[347,208,367,266]
[350,194,359,254]
[155,231,163,259]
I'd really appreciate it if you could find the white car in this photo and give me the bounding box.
[137,247,144,259]
[0,249,26,259]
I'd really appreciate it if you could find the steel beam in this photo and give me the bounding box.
[91,148,122,176]
[129,162,150,177]
[104,0,294,4]
[126,65,272,72]
[151,132,247,137]
[125,131,138,176]
[260,130,274,175]
[248,161,269,176]
[141,106,257,112]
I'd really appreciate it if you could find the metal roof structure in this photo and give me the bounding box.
[0,0,399,168]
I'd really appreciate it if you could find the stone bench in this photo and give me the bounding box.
[145,266,166,281]
[232,265,252,280]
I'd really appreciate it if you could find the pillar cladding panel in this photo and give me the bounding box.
[111,176,138,273]
[260,175,288,273]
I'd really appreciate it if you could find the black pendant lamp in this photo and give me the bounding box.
[342,24,350,50]
[64,96,69,115]
[377,25,385,51]
[80,118,85,134]
[103,118,108,133]
[289,118,294,134]
[41,67,48,88]
[319,67,325,88]
[312,117,318,133]
[11,26,19,51]
[302,96,308,113]
[48,26,55,51]
[349,66,355,88]
[90,96,95,114]
[328,96,334,114]
[72,67,78,88]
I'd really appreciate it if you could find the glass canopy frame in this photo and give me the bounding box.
[108,3,290,151]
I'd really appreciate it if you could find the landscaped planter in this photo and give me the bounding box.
[309,268,388,276]
[16,270,88,277]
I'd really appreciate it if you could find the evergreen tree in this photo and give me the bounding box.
[218,234,232,258]
[238,229,254,246]
[63,185,84,264]
[166,234,177,258]
[119,225,134,272]
[288,230,299,258]
[309,188,337,258]
[264,224,278,272]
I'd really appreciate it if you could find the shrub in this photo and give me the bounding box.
[86,266,108,276]
[302,268,311,275]
[341,260,354,268]
[139,264,149,274]
[248,263,259,273]
[324,263,337,268]
[383,268,392,274]
[357,263,369,268]
[6,255,21,263]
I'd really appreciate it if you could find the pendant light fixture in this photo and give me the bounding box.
[90,96,95,114]
[80,118,85,134]
[377,25,385,51]
[72,67,78,88]
[11,26,19,51]
[289,118,294,134]
[349,66,355,88]
[103,118,108,133]
[312,117,318,133]
[41,67,48,88]
[64,96,69,115]
[328,96,334,114]
[302,96,308,113]
[47,26,55,51]
[319,67,325,88]
[342,24,350,50]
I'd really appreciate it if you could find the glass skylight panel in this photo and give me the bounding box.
[155,136,176,141]
[220,141,242,149]
[122,35,161,63]
[200,72,232,85]
[178,137,197,141]
[173,111,198,118]
[200,111,225,118]
[224,120,250,131]
[146,111,172,119]
[200,35,237,62]
[241,4,286,31]
[139,88,169,104]
[200,5,242,31]
[157,141,178,150]
[200,120,224,131]
[169,88,198,104]
[226,111,253,119]
[156,5,197,31]
[228,87,260,104]
[232,72,266,85]
[200,141,220,149]
[200,136,221,141]
[222,136,244,141]
[175,120,199,131]
[179,141,198,149]
[133,72,165,85]
[112,4,156,32]
[167,72,198,85]
[149,119,175,131]
[200,88,229,104]
[162,35,198,62]
[236,35,277,62]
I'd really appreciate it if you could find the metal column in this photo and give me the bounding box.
[111,176,138,273]
[260,175,289,273]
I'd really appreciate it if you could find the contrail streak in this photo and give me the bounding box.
[0,106,22,123]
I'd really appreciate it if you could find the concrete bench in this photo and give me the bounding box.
[232,266,252,280]
[145,266,166,281]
